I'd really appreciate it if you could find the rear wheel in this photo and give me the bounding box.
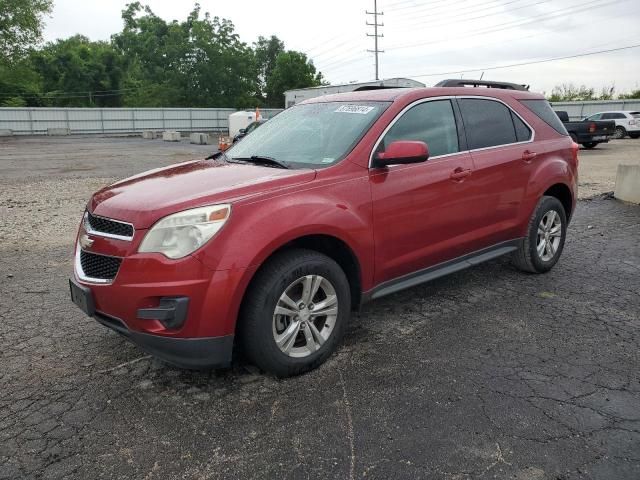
[614,126,627,139]
[512,196,567,273]
[581,142,597,149]
[238,249,351,377]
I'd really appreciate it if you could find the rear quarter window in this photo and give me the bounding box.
[520,99,568,136]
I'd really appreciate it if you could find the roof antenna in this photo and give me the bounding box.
[479,71,485,80]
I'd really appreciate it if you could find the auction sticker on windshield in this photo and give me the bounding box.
[334,105,375,115]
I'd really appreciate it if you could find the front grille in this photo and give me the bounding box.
[86,212,134,238]
[80,250,122,280]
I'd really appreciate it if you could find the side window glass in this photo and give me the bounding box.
[601,113,612,120]
[511,111,532,142]
[379,100,459,157]
[613,113,626,119]
[459,99,517,149]
[588,114,602,120]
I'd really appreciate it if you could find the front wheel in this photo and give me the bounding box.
[512,196,567,273]
[238,249,351,377]
[629,133,640,139]
[581,142,598,149]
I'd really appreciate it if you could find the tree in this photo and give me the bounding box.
[265,51,325,107]
[0,0,53,64]
[30,35,126,107]
[548,83,596,102]
[254,35,284,103]
[619,88,640,99]
[113,2,259,108]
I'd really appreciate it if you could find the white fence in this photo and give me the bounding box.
[550,100,640,120]
[1,100,639,135]
[0,107,283,136]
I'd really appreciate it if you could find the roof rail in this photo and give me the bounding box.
[434,79,530,91]
[353,85,410,91]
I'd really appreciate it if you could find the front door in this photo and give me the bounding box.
[369,98,477,285]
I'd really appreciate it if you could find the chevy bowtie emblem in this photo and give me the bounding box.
[79,234,94,249]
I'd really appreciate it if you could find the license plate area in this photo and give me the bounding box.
[592,135,608,141]
[69,279,95,316]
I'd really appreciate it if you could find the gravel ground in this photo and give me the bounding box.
[1,135,639,479]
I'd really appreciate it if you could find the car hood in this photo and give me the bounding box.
[88,159,317,228]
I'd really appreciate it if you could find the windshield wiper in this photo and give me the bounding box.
[231,155,289,169]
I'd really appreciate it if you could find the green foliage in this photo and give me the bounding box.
[254,35,284,105]
[0,0,53,63]
[547,83,631,102]
[30,35,126,107]
[266,51,325,107]
[619,88,640,99]
[113,3,259,108]
[0,2,326,108]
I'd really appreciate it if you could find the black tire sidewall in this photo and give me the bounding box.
[527,197,567,272]
[242,251,351,376]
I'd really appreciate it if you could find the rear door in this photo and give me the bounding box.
[457,97,534,244]
[369,98,477,284]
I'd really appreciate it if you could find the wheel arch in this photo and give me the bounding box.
[238,233,364,324]
[543,182,574,221]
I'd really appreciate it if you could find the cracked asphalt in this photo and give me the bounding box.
[1,136,639,479]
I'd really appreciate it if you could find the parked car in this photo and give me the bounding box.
[70,80,578,377]
[583,111,640,139]
[233,119,267,143]
[554,110,615,149]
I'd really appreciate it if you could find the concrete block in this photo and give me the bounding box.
[189,132,210,145]
[142,130,157,139]
[162,130,181,142]
[47,128,71,136]
[0,129,13,137]
[614,164,640,204]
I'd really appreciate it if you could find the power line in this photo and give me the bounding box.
[386,0,626,50]
[366,0,385,80]
[398,43,640,79]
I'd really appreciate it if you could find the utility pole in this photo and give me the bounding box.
[366,0,384,80]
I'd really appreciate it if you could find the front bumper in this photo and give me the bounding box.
[70,278,235,369]
[95,310,234,369]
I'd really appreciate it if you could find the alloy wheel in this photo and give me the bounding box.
[536,210,562,262]
[272,275,338,358]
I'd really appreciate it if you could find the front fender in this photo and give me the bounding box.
[193,174,375,286]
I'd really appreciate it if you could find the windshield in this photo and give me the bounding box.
[228,101,389,168]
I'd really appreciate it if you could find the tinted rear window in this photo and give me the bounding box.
[459,99,518,149]
[520,99,568,136]
[631,112,640,118]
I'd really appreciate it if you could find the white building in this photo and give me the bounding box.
[284,78,426,107]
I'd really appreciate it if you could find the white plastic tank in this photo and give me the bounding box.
[228,111,256,137]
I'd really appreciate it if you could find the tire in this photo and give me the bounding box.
[629,133,640,139]
[238,248,351,377]
[614,126,626,139]
[569,133,578,143]
[512,196,567,274]
[581,142,597,149]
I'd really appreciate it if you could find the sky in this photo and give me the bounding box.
[42,0,640,95]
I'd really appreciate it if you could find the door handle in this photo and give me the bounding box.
[522,150,537,162]
[449,167,472,181]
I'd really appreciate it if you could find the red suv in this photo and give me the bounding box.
[70,81,578,376]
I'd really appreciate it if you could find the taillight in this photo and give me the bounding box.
[630,119,637,125]
[589,122,596,133]
[572,141,579,167]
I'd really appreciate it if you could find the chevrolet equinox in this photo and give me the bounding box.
[70,81,578,377]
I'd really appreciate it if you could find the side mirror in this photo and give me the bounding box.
[372,140,429,168]
[239,128,246,134]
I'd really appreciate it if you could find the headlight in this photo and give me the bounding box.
[139,204,231,259]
